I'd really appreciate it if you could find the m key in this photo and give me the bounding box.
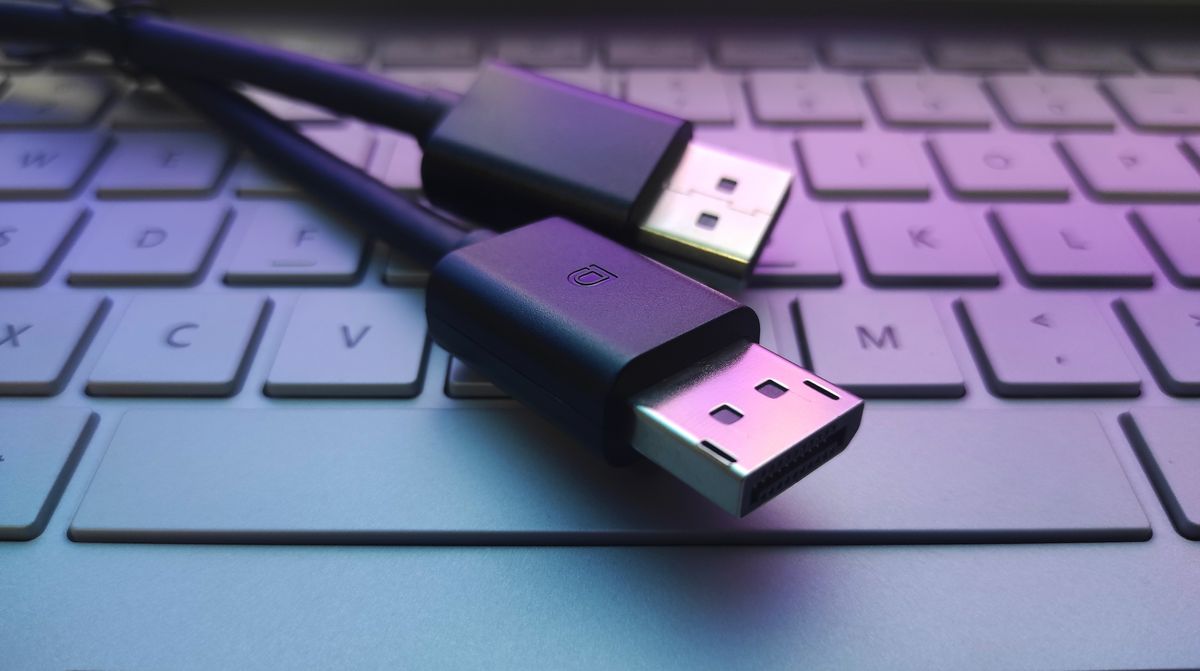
[796,294,965,398]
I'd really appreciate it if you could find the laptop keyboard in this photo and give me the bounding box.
[1,30,1198,545]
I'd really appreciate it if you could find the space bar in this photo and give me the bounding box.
[70,408,1149,545]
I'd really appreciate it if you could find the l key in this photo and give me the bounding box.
[957,294,1141,397]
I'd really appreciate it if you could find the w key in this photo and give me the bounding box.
[957,294,1140,397]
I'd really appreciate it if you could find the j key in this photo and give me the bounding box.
[746,73,865,126]
[0,131,107,198]
[384,69,479,96]
[1121,409,1200,539]
[1038,42,1138,73]
[379,35,480,67]
[1115,295,1200,396]
[446,358,507,398]
[624,72,734,124]
[0,74,114,127]
[957,294,1141,397]
[69,407,1148,543]
[495,35,591,67]
[847,203,999,287]
[604,36,702,68]
[0,408,95,540]
[93,132,232,198]
[1059,135,1200,201]
[383,249,428,286]
[796,294,966,398]
[67,203,228,286]
[225,201,367,285]
[108,87,203,129]
[1140,43,1200,74]
[714,35,812,68]
[797,132,931,198]
[0,203,84,285]
[1131,206,1200,287]
[823,38,924,70]
[87,293,270,397]
[750,198,841,287]
[242,88,337,123]
[234,125,375,196]
[265,291,428,398]
[991,206,1155,288]
[931,40,1032,72]
[867,74,992,128]
[1104,77,1200,131]
[0,292,107,395]
[988,75,1116,130]
[928,134,1072,200]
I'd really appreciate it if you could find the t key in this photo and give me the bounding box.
[957,294,1141,397]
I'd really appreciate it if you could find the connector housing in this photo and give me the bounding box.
[426,217,757,464]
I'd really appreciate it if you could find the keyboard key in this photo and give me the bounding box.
[797,132,931,198]
[823,38,923,70]
[87,293,270,397]
[750,198,841,287]
[928,134,1071,200]
[246,31,368,66]
[1114,295,1200,396]
[1059,135,1200,201]
[108,86,203,129]
[624,72,734,124]
[1104,76,1200,131]
[0,293,108,395]
[265,291,427,398]
[224,201,367,285]
[383,249,428,286]
[69,407,1149,543]
[0,203,84,285]
[714,35,812,68]
[445,358,506,398]
[0,73,114,127]
[379,35,480,67]
[796,294,965,398]
[746,73,865,126]
[496,35,591,67]
[0,407,95,540]
[1132,206,1200,287]
[931,40,1032,72]
[957,294,1141,397]
[383,68,479,96]
[1140,43,1200,74]
[847,203,999,287]
[1121,409,1200,539]
[0,131,107,198]
[988,75,1116,130]
[604,36,701,68]
[991,206,1155,287]
[242,88,337,123]
[369,133,422,191]
[93,132,232,198]
[1038,42,1138,73]
[867,74,992,128]
[67,203,228,285]
[234,125,375,196]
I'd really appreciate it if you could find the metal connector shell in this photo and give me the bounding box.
[636,143,792,278]
[631,341,864,517]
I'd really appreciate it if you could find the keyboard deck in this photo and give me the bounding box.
[2,24,1199,668]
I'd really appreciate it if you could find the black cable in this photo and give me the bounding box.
[156,73,471,265]
[0,1,454,139]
